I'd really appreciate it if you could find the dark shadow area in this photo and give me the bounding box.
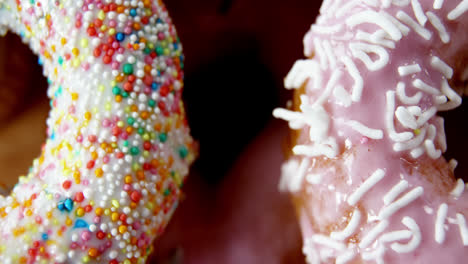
[183,33,278,184]
[440,98,468,181]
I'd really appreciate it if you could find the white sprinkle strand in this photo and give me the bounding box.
[380,230,412,243]
[341,56,363,102]
[396,106,418,129]
[435,203,448,244]
[424,139,442,159]
[346,10,402,41]
[284,59,321,90]
[456,213,468,245]
[349,42,389,71]
[383,180,409,205]
[398,64,421,76]
[448,0,468,20]
[333,85,352,107]
[359,220,389,249]
[288,159,310,192]
[311,234,346,251]
[313,38,328,70]
[396,82,423,105]
[343,120,384,139]
[438,79,462,111]
[386,91,414,142]
[397,11,432,40]
[393,126,426,152]
[379,187,424,219]
[314,70,343,106]
[293,138,339,158]
[381,10,410,36]
[336,250,356,264]
[311,23,343,35]
[451,178,465,198]
[433,0,444,9]
[449,158,458,172]
[430,56,453,79]
[348,169,386,206]
[322,40,337,68]
[412,79,440,95]
[390,216,422,253]
[426,12,450,43]
[411,0,427,26]
[331,209,362,241]
[416,107,437,127]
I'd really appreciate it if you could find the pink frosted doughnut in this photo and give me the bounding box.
[0,0,196,263]
[275,0,468,263]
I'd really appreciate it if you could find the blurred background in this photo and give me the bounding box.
[0,0,324,263]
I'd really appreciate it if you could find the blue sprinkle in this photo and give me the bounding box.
[50,132,55,140]
[74,219,88,229]
[38,57,43,65]
[173,43,178,50]
[42,233,49,241]
[116,32,125,42]
[64,198,74,212]
[57,202,65,211]
[130,8,137,17]
[151,82,160,91]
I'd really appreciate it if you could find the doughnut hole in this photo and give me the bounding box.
[0,33,48,191]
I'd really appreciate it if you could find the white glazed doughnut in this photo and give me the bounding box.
[0,0,196,263]
[275,0,468,263]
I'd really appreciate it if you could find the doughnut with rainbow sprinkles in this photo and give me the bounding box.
[275,0,468,263]
[0,0,196,263]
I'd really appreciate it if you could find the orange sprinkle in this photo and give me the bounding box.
[133,22,141,31]
[88,248,98,258]
[115,95,123,102]
[124,175,133,184]
[66,217,73,226]
[130,105,138,112]
[130,202,137,209]
[126,126,133,134]
[150,159,159,168]
[140,111,149,120]
[95,207,104,216]
[136,170,145,180]
[61,38,67,45]
[116,5,125,13]
[115,74,125,82]
[144,65,152,73]
[154,123,162,132]
[25,209,33,216]
[91,151,98,160]
[101,142,108,149]
[118,225,127,234]
[133,43,140,50]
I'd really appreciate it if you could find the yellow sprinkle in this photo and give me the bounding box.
[98,10,105,20]
[65,217,73,226]
[61,38,67,45]
[108,28,116,35]
[104,209,111,216]
[105,102,111,111]
[72,59,80,67]
[117,121,124,128]
[118,225,127,234]
[76,208,85,217]
[98,84,105,92]
[80,38,88,48]
[72,48,80,56]
[100,25,107,32]
[111,200,120,208]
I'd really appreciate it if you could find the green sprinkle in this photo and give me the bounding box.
[127,117,135,125]
[159,133,167,143]
[123,63,133,75]
[178,146,188,158]
[148,99,156,107]
[112,86,121,95]
[130,147,140,156]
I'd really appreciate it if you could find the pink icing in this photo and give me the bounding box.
[277,0,468,263]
